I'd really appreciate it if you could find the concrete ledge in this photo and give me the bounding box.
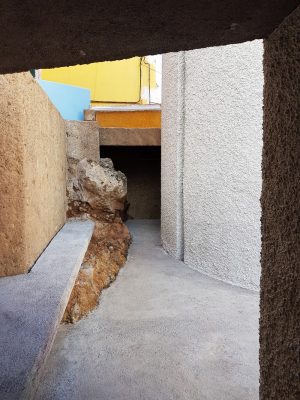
[84,109,96,121]
[0,220,94,400]
[99,128,161,146]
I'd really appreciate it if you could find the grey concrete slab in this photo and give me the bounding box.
[35,220,259,400]
[0,220,94,400]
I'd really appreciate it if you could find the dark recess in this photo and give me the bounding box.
[101,146,161,220]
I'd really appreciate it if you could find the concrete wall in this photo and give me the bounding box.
[0,72,66,276]
[99,128,161,146]
[260,7,300,399]
[162,41,263,290]
[161,52,185,259]
[66,121,100,163]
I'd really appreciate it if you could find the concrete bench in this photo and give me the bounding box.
[0,220,94,400]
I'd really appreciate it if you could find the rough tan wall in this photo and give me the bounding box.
[260,6,300,399]
[0,72,66,276]
[66,121,100,163]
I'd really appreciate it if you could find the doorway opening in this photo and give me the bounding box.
[100,145,161,220]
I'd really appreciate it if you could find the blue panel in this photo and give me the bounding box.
[38,80,90,121]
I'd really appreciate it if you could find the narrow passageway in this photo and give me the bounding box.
[36,220,259,400]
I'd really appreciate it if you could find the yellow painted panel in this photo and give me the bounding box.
[141,58,157,89]
[41,63,98,99]
[96,111,161,128]
[93,58,141,102]
[41,57,142,103]
[41,56,159,104]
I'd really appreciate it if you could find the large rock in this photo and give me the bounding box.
[68,158,127,221]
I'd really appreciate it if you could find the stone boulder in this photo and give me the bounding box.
[68,158,127,221]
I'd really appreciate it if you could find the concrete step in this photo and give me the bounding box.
[0,220,94,400]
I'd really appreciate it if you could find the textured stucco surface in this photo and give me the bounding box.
[260,7,300,399]
[0,72,66,276]
[161,52,185,259]
[0,1,298,73]
[162,42,263,290]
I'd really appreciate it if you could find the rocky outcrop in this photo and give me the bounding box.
[63,219,130,323]
[67,158,127,221]
[64,156,131,323]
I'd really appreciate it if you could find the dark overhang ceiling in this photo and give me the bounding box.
[0,1,298,73]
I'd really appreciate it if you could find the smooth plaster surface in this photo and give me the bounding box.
[162,41,263,290]
[0,220,95,400]
[260,7,300,399]
[0,72,66,276]
[35,220,259,400]
[38,80,90,121]
[0,1,298,73]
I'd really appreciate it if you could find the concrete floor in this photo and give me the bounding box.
[35,220,259,400]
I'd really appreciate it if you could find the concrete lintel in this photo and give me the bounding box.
[84,109,96,121]
[99,128,161,146]
[0,1,298,73]
[0,220,94,400]
[92,105,161,112]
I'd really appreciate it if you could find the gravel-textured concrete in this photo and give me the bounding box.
[36,220,259,400]
[0,220,94,400]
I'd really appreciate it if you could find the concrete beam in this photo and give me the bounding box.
[84,109,96,121]
[0,1,298,73]
[0,220,94,400]
[99,128,161,146]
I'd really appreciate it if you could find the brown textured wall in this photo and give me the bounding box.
[0,72,66,276]
[260,6,300,399]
